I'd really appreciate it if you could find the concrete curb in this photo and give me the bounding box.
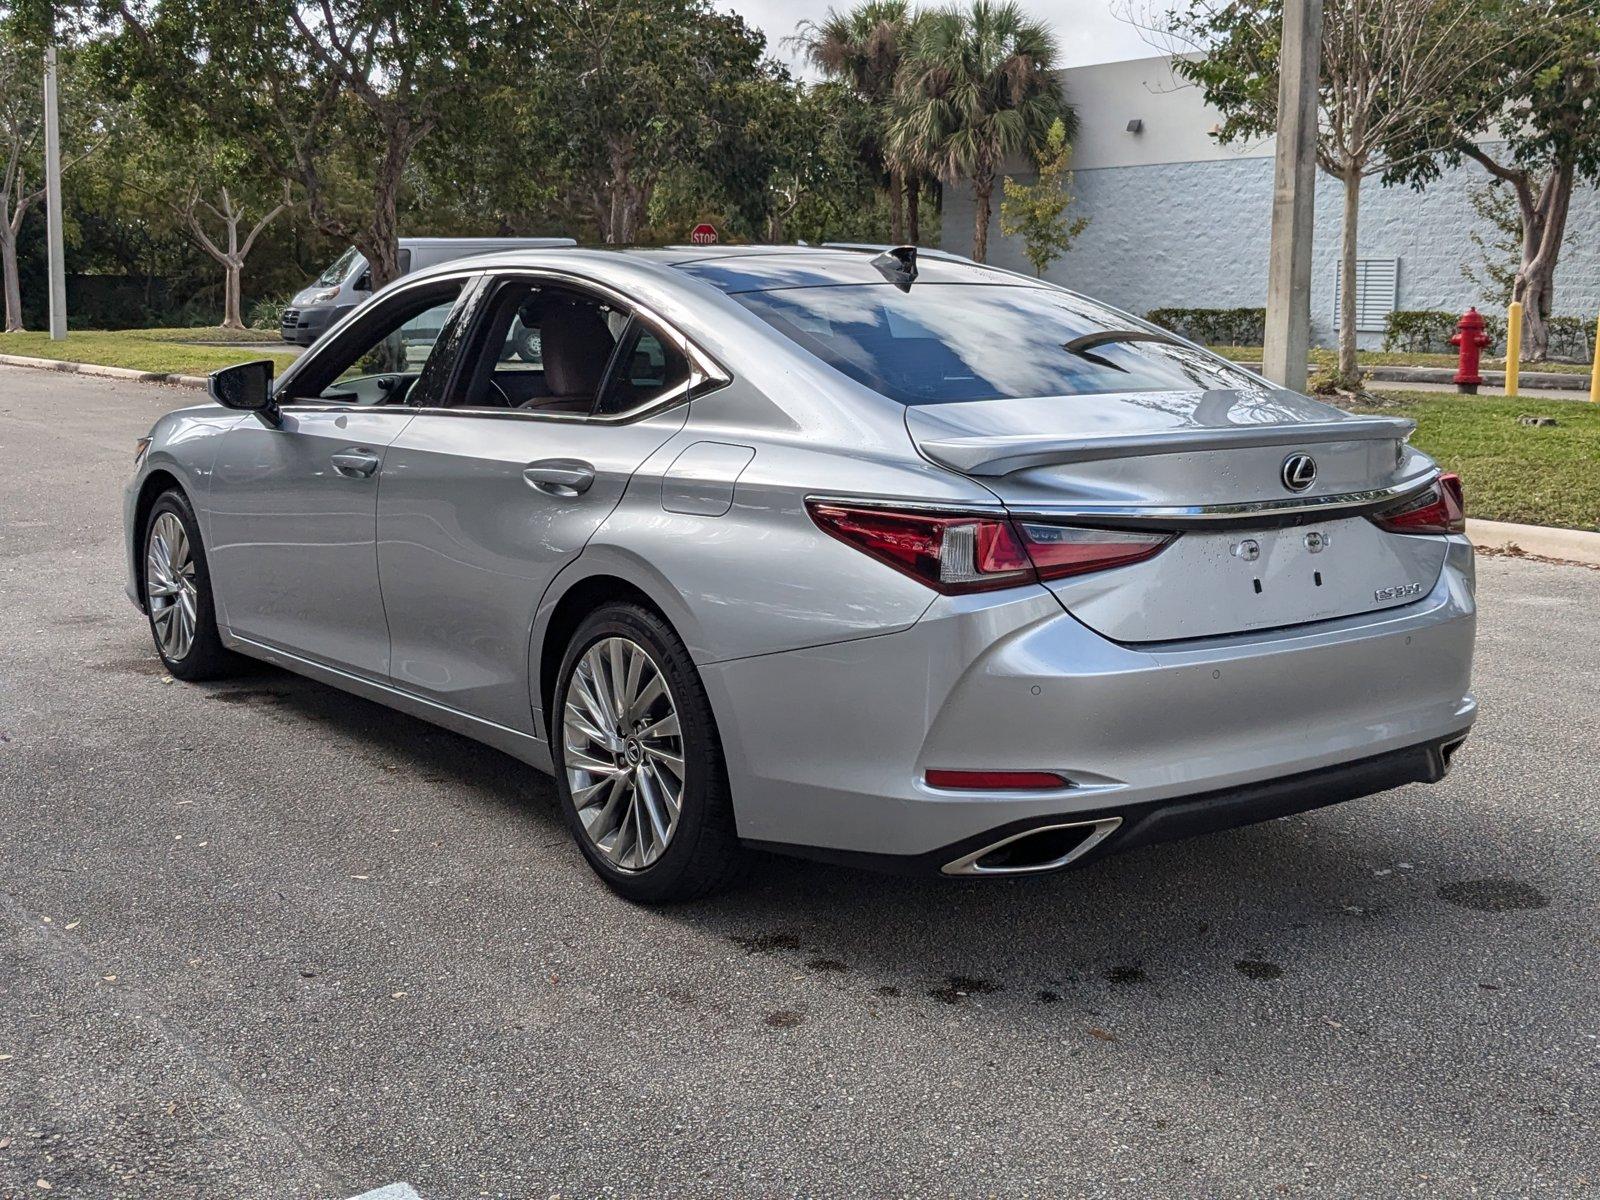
[1371,365,1588,391]
[1232,360,1588,391]
[0,352,207,390]
[1469,518,1600,567]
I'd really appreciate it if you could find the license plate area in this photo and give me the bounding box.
[1042,516,1450,642]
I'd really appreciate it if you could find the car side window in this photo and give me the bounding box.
[452,281,623,414]
[282,281,466,407]
[596,320,690,416]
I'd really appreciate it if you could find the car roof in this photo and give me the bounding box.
[653,246,1044,293]
[404,242,1044,293]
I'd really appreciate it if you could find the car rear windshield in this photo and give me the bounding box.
[730,283,1260,405]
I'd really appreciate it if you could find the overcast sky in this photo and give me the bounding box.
[719,1,1161,78]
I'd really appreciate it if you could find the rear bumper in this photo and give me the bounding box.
[703,537,1477,862]
[746,730,1470,876]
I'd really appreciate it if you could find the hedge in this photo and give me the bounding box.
[1383,309,1596,362]
[1144,307,1266,346]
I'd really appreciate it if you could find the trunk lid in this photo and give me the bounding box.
[905,387,1450,642]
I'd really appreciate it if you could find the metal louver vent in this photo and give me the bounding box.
[1334,258,1399,332]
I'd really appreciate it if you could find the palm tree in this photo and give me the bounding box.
[892,0,1064,263]
[789,1,915,242]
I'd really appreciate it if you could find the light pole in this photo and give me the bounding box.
[43,35,68,339]
[1261,0,1323,392]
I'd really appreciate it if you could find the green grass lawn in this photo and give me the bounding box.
[1350,392,1600,531]
[1216,346,1594,375]
[0,328,299,376]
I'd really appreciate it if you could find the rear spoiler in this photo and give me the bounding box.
[909,414,1416,477]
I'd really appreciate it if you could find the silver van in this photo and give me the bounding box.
[279,237,578,345]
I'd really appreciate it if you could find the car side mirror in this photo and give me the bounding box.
[354,270,371,292]
[209,359,280,427]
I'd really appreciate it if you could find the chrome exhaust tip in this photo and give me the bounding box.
[941,817,1122,877]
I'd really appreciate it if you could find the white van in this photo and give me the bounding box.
[280,237,578,345]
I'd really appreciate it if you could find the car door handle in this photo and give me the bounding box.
[330,449,381,478]
[523,459,595,497]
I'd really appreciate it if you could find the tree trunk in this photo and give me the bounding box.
[1337,165,1362,385]
[906,176,920,246]
[1,228,23,333]
[1513,162,1573,362]
[364,128,409,290]
[972,172,993,264]
[888,168,905,244]
[222,261,244,330]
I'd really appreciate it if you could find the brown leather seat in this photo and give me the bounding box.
[533,302,615,411]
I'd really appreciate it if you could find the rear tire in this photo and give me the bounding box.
[142,489,239,681]
[552,602,743,903]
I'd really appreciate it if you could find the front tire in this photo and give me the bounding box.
[552,603,743,903]
[142,489,238,681]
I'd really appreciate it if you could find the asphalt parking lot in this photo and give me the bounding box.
[1,364,1597,1199]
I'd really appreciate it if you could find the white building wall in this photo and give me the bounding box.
[940,56,1600,350]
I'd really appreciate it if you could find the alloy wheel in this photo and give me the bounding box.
[562,636,686,872]
[146,511,198,663]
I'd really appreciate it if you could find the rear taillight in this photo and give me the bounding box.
[1013,521,1172,580]
[806,501,1172,594]
[1370,473,1466,535]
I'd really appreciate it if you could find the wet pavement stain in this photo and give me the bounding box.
[1102,966,1147,986]
[1438,879,1550,912]
[728,932,803,955]
[874,985,900,998]
[208,688,297,707]
[928,975,1002,1005]
[1234,959,1284,981]
[1035,990,1062,1004]
[763,1010,805,1028]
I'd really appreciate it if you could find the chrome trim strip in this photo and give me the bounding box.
[803,492,1007,516]
[271,263,732,418]
[942,817,1123,876]
[1007,472,1440,526]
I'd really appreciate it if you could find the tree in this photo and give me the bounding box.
[791,1,918,241]
[1459,179,1523,306]
[101,0,498,290]
[1394,0,1598,359]
[893,0,1064,264]
[530,0,776,245]
[160,166,291,330]
[1170,0,1533,384]
[999,116,1087,276]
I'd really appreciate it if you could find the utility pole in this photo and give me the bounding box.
[1261,0,1322,391]
[43,38,68,339]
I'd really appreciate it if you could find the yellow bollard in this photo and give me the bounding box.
[1505,301,1523,396]
[1590,313,1600,403]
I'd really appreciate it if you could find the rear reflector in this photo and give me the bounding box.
[1370,473,1466,535]
[807,501,1173,595]
[925,769,1070,791]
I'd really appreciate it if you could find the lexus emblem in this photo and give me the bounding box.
[1281,454,1317,492]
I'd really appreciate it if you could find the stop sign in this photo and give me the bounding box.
[689,222,718,245]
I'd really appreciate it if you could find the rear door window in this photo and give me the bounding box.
[731,284,1261,404]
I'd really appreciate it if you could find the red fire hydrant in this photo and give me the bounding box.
[1451,306,1491,394]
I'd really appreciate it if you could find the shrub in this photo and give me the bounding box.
[1385,308,1596,362]
[1144,307,1266,346]
[249,294,290,332]
[1546,316,1597,364]
[1383,310,1504,355]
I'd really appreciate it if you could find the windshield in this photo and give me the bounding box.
[732,283,1262,405]
[316,246,364,287]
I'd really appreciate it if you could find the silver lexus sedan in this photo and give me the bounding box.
[124,245,1476,902]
